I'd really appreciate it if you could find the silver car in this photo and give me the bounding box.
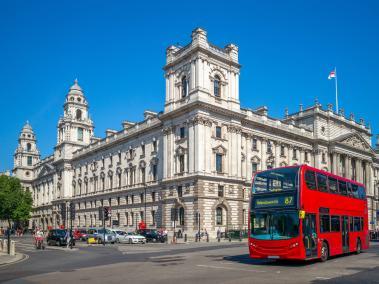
[94,229,116,244]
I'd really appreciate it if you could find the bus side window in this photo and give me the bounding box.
[354,217,361,231]
[358,186,366,199]
[338,180,347,195]
[349,216,354,231]
[347,183,353,197]
[305,171,317,190]
[320,214,330,233]
[317,173,328,192]
[351,184,359,198]
[328,177,338,194]
[330,215,340,232]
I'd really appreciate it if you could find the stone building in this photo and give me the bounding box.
[13,28,379,236]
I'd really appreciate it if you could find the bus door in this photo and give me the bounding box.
[303,213,317,258]
[342,216,349,253]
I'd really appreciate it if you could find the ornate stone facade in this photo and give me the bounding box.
[13,28,379,236]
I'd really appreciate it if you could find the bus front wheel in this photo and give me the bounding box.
[320,242,329,262]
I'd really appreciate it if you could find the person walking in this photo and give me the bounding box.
[65,229,71,249]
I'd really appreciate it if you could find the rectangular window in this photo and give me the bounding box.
[151,210,156,225]
[293,149,297,159]
[317,173,328,192]
[130,212,134,226]
[252,163,258,174]
[280,145,285,156]
[125,195,129,205]
[125,212,129,226]
[267,141,272,154]
[353,217,361,231]
[216,154,223,173]
[140,193,144,203]
[218,185,224,197]
[180,127,186,139]
[152,164,157,181]
[140,211,144,221]
[242,209,246,225]
[27,156,33,166]
[177,186,183,197]
[305,171,317,190]
[153,141,157,152]
[216,126,222,138]
[131,195,134,204]
[118,152,121,163]
[328,177,338,194]
[141,144,145,156]
[77,127,84,141]
[350,216,354,231]
[304,151,308,161]
[152,192,156,202]
[351,184,359,198]
[252,139,257,150]
[338,180,347,195]
[320,214,330,233]
[330,215,341,232]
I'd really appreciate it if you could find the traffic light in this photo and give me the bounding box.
[98,207,104,220]
[104,206,110,221]
[60,203,66,218]
[70,202,75,220]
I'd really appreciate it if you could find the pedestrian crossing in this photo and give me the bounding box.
[15,241,49,253]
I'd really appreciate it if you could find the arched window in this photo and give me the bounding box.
[216,207,223,225]
[181,76,188,98]
[76,109,82,120]
[179,207,185,226]
[214,75,221,97]
[26,143,31,151]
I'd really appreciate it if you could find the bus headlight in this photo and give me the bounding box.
[251,242,258,248]
[289,242,298,249]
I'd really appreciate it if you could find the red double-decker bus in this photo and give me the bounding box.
[249,165,369,262]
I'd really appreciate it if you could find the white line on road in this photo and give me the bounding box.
[196,264,266,273]
[315,277,331,280]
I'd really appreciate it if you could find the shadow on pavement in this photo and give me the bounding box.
[311,266,379,284]
[222,254,319,267]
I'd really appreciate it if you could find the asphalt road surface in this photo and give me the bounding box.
[1,235,378,284]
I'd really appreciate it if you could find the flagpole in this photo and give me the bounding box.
[335,67,338,113]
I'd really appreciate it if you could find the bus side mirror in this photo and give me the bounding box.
[299,210,305,219]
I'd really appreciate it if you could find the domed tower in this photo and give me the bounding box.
[55,79,94,160]
[13,121,40,188]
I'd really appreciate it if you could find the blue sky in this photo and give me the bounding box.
[1,0,378,171]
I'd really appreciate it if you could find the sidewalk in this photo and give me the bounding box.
[0,252,26,266]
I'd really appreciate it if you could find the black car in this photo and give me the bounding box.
[137,229,165,243]
[47,229,75,246]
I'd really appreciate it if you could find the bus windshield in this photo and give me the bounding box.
[251,211,299,240]
[252,167,299,194]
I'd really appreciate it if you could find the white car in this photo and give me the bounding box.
[121,232,146,244]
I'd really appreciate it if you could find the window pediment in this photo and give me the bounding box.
[212,145,227,155]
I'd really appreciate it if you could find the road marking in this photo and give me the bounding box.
[196,264,266,273]
[315,277,331,280]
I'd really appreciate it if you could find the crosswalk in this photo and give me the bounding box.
[15,241,79,253]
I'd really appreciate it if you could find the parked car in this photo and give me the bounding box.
[108,229,127,243]
[115,231,146,244]
[87,228,116,244]
[47,229,75,246]
[137,229,164,243]
[73,228,88,241]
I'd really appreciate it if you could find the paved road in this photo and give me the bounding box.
[1,235,378,284]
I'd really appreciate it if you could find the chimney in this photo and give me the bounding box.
[122,121,135,130]
[105,129,117,137]
[144,110,158,120]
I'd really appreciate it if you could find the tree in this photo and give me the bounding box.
[0,175,33,229]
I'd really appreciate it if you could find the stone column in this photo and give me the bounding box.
[261,139,267,170]
[275,142,280,168]
[346,156,351,180]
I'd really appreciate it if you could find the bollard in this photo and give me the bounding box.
[206,234,209,242]
[10,240,15,256]
[3,239,8,253]
[184,234,187,242]
[7,230,11,255]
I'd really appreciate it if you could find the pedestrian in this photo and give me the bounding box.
[217,228,221,240]
[65,229,71,249]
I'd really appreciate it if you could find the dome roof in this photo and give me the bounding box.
[68,79,84,96]
[22,121,34,133]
